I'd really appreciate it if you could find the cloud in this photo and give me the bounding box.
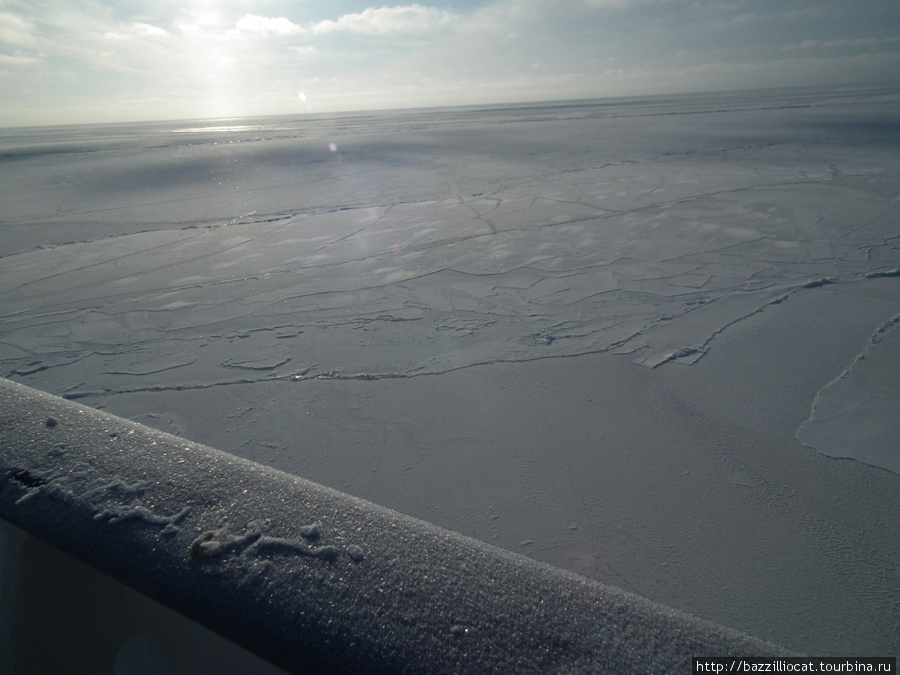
[2,0,899,127]
[236,14,307,37]
[0,51,40,65]
[133,22,168,38]
[585,0,684,8]
[312,4,456,36]
[781,8,826,21]
[784,35,900,51]
[0,11,34,45]
[103,21,168,41]
[288,44,318,57]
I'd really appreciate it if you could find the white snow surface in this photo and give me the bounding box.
[2,86,899,656]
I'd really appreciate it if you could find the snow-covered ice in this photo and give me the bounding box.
[2,86,899,656]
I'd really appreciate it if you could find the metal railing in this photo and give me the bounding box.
[0,378,790,673]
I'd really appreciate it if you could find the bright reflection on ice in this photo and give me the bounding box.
[172,125,265,134]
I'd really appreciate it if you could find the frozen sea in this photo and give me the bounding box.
[2,85,899,656]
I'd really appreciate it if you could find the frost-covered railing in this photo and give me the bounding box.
[0,378,791,673]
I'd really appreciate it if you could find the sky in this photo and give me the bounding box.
[1,0,899,126]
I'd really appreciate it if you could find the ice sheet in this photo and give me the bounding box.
[2,86,900,655]
[4,116,898,393]
[797,309,900,474]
